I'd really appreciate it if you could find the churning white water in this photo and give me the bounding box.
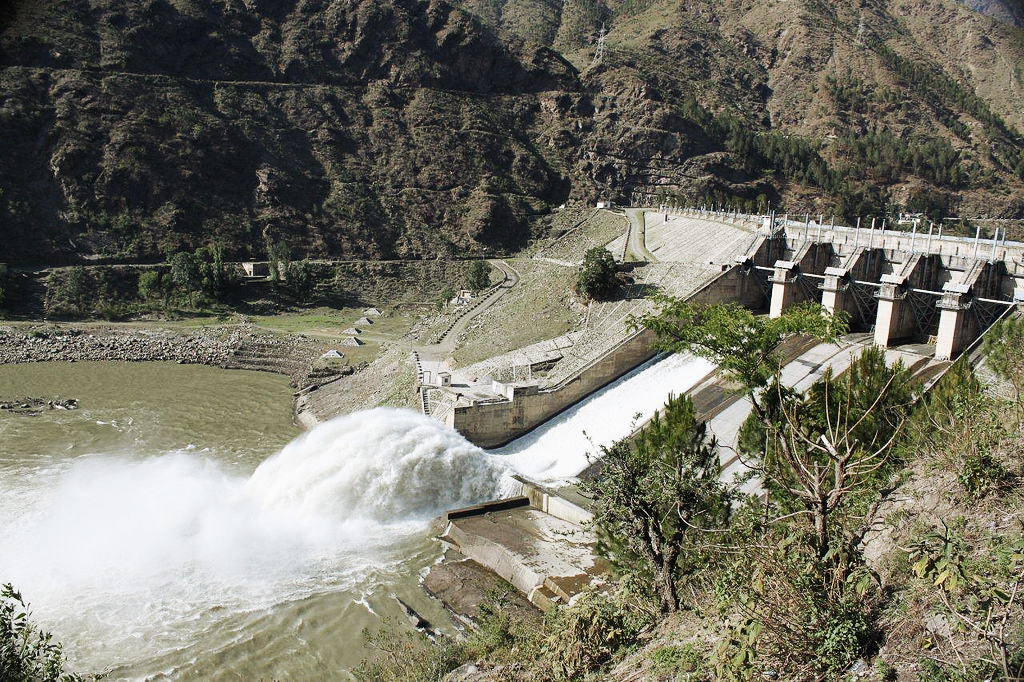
[0,408,511,677]
[0,353,712,678]
[495,353,714,481]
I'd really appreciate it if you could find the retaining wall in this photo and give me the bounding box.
[447,328,658,448]
[447,255,770,448]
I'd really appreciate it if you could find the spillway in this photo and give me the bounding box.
[493,352,714,482]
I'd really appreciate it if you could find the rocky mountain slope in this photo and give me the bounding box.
[958,0,1024,25]
[2,0,1024,265]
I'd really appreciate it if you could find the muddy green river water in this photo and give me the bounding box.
[0,362,483,680]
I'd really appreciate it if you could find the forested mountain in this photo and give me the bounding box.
[1,0,1023,264]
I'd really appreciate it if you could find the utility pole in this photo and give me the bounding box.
[591,23,606,67]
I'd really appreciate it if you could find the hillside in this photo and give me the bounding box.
[958,0,1024,25]
[462,0,1024,215]
[2,0,1024,265]
[0,0,576,264]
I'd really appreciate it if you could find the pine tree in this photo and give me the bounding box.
[584,394,730,613]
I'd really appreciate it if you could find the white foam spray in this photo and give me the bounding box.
[0,408,511,674]
[246,407,512,521]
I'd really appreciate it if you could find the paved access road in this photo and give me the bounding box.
[415,259,520,379]
[624,208,658,263]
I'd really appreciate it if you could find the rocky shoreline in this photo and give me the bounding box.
[0,323,335,389]
[0,396,79,413]
[0,324,239,366]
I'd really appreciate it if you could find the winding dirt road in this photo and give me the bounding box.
[624,208,657,263]
[416,259,520,362]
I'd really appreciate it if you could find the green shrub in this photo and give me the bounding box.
[0,262,8,311]
[812,597,873,676]
[651,643,708,678]
[95,301,129,322]
[713,529,880,681]
[983,316,1024,425]
[916,658,1002,682]
[958,449,1009,499]
[352,623,470,682]
[465,260,491,292]
[44,267,93,318]
[1,584,82,682]
[137,270,163,300]
[544,590,645,678]
[874,659,897,681]
[285,259,315,302]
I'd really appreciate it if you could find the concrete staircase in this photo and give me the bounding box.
[425,387,459,421]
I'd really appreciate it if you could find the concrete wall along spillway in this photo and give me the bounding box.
[447,328,658,448]
[446,243,773,449]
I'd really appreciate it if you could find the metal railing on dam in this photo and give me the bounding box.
[436,207,1023,448]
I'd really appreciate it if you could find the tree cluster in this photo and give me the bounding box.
[576,247,618,301]
[43,245,237,319]
[465,260,491,292]
[585,393,730,614]
[871,42,1024,180]
[675,65,1023,224]
[157,244,234,307]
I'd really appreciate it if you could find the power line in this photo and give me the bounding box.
[591,23,606,67]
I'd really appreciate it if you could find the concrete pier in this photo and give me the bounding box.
[768,242,834,318]
[428,209,1023,448]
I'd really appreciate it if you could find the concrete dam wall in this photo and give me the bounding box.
[445,253,771,449]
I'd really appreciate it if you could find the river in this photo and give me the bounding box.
[0,362,507,679]
[0,354,711,679]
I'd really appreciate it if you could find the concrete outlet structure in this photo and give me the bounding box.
[428,210,1023,448]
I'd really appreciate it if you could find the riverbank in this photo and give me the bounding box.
[0,320,337,390]
[0,323,236,365]
[0,320,426,431]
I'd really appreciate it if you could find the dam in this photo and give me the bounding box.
[426,207,1024,614]
[420,207,1024,449]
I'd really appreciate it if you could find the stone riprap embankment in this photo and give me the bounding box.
[0,325,329,390]
[0,325,237,366]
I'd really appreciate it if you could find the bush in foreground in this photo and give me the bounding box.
[1,584,82,682]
